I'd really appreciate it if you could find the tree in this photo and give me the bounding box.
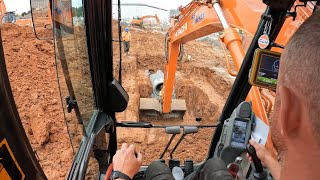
[72,6,84,17]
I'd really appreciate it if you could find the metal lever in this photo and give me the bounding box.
[159,126,181,159]
[246,144,268,179]
[169,127,198,159]
[246,144,263,172]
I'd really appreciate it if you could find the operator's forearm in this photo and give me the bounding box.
[266,156,281,180]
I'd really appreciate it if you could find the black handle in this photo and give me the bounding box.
[246,144,263,173]
[116,122,152,128]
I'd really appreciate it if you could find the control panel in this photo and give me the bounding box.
[214,102,255,165]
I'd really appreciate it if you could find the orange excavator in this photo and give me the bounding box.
[130,14,160,27]
[0,0,16,24]
[140,0,315,153]
[0,0,33,26]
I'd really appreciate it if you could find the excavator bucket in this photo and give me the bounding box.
[139,70,187,120]
[139,98,186,120]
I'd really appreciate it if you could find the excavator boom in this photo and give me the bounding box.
[141,14,160,24]
[140,0,266,120]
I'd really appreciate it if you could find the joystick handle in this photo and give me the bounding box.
[246,144,263,173]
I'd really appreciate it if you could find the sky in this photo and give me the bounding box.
[4,0,31,14]
[113,0,190,10]
[112,0,191,23]
[5,0,190,18]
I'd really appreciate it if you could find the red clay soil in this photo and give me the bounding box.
[2,23,73,179]
[2,21,234,179]
[113,25,234,164]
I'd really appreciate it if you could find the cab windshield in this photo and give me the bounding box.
[111,1,235,164]
[39,0,264,166]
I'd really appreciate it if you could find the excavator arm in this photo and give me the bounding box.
[163,0,265,112]
[169,0,265,42]
[154,14,160,24]
[141,15,160,24]
[131,14,160,26]
[161,0,279,149]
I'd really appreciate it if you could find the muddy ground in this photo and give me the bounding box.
[2,21,233,179]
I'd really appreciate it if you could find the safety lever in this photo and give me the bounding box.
[169,127,198,159]
[159,126,181,159]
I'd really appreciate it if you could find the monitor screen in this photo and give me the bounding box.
[231,120,247,148]
[256,54,280,86]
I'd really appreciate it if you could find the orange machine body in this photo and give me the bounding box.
[54,0,73,28]
[162,0,314,153]
[0,0,6,19]
[275,1,315,49]
[130,14,160,26]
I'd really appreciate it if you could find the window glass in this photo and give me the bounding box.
[54,0,95,150]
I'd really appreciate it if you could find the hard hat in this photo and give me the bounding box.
[125,27,129,32]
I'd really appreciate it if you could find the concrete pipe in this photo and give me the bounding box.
[149,70,176,99]
[150,70,164,99]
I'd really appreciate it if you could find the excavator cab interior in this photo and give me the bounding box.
[0,0,319,179]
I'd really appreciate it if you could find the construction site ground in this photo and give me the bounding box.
[2,22,234,179]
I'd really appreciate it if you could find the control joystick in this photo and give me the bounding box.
[246,144,268,179]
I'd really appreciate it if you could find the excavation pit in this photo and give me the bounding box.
[113,25,234,164]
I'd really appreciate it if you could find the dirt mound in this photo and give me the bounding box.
[2,23,72,179]
[176,81,218,119]
[32,9,53,37]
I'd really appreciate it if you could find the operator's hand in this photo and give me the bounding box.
[113,143,143,179]
[246,140,271,167]
[246,140,280,180]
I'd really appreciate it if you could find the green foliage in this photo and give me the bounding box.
[72,6,84,17]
